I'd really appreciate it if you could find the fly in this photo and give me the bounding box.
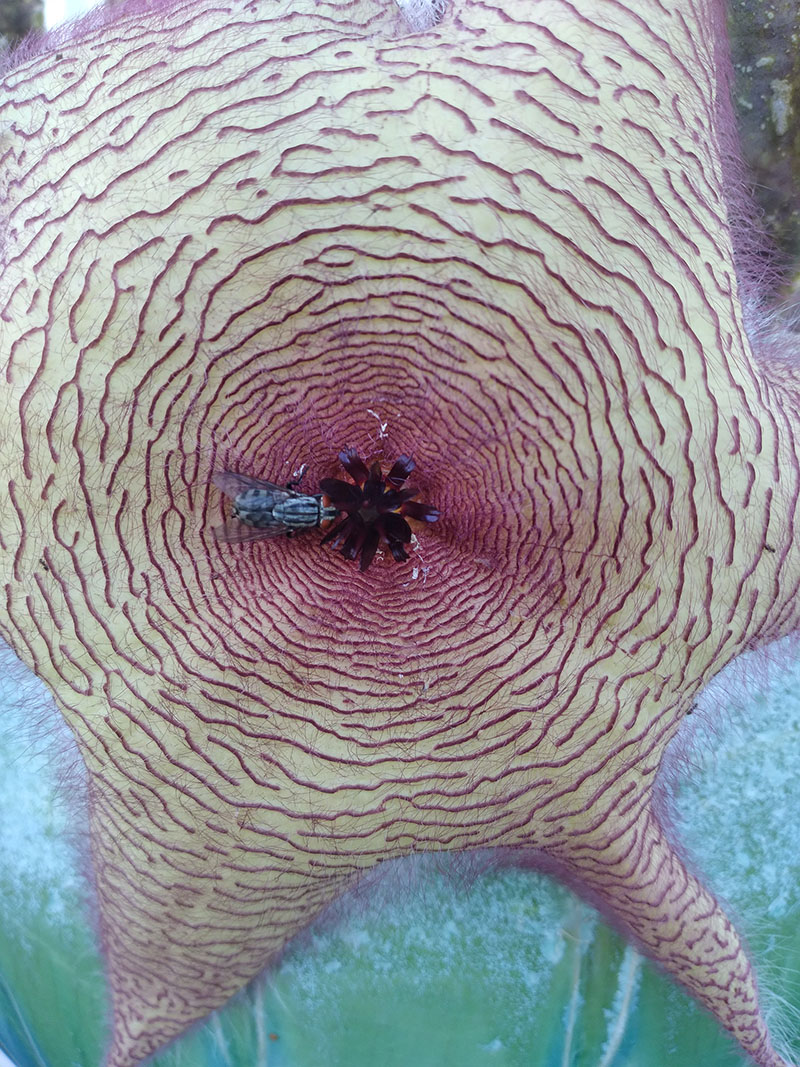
[212,470,339,544]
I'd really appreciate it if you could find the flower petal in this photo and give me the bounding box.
[382,512,412,542]
[342,524,365,560]
[362,478,384,507]
[319,479,362,510]
[402,500,440,523]
[319,516,349,545]
[386,455,414,487]
[359,528,380,571]
[387,539,409,562]
[379,487,418,509]
[338,449,369,484]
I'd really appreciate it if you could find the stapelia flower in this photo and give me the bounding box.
[319,449,439,571]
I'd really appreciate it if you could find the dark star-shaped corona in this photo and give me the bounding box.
[0,1,799,1066]
[319,448,440,570]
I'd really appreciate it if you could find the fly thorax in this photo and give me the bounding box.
[233,489,280,526]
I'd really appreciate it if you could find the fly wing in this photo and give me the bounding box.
[212,470,290,500]
[212,520,289,544]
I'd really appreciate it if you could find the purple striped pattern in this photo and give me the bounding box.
[1,1,798,1064]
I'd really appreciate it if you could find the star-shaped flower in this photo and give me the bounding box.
[0,2,798,1067]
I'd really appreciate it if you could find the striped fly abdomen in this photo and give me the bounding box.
[271,495,326,529]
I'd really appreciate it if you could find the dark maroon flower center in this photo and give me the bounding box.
[319,449,440,572]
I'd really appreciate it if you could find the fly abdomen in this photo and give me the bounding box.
[273,496,324,529]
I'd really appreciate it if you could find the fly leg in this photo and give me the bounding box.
[285,463,308,491]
